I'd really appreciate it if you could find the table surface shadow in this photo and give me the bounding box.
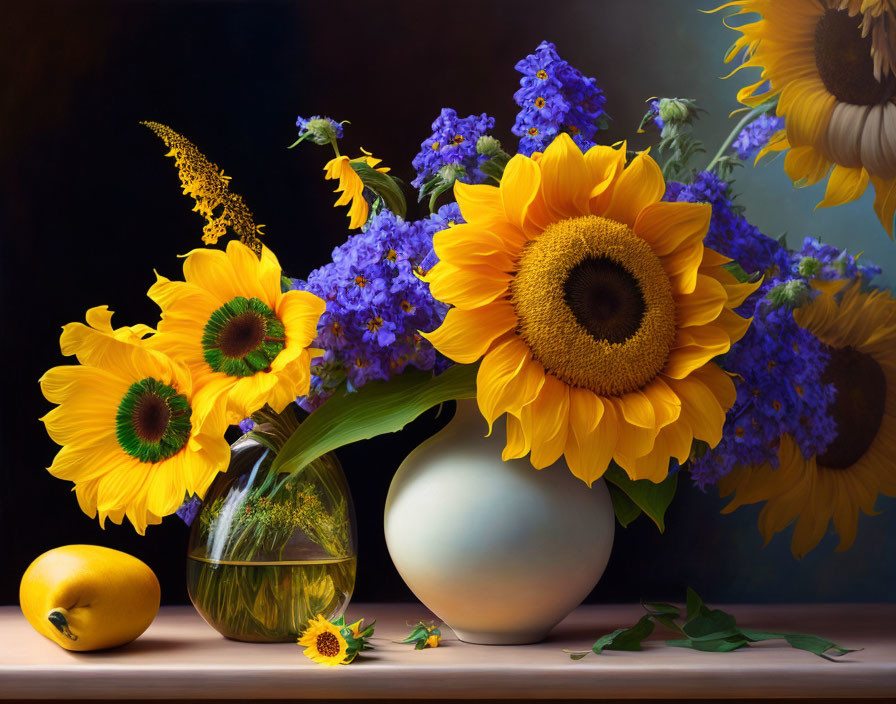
[0,603,894,701]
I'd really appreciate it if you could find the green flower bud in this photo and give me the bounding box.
[658,98,691,123]
[476,135,504,158]
[797,256,822,277]
[767,279,812,309]
[437,163,466,185]
[301,118,341,145]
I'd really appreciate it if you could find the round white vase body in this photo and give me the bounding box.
[384,399,615,644]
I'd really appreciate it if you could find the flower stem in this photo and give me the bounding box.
[705,105,769,174]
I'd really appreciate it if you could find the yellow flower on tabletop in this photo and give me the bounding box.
[715,0,896,235]
[147,240,326,424]
[39,307,230,534]
[298,614,375,666]
[423,133,758,485]
[720,283,896,557]
[324,150,390,229]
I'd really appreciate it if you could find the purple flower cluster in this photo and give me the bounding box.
[291,206,460,410]
[730,113,784,161]
[790,236,881,282]
[676,173,879,488]
[411,109,495,189]
[512,41,608,156]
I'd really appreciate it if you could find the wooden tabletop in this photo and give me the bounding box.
[0,603,894,701]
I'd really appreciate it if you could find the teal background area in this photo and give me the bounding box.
[591,0,896,601]
[2,0,894,605]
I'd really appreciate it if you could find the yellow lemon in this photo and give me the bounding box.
[20,545,160,651]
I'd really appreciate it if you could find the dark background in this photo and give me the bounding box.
[2,0,894,608]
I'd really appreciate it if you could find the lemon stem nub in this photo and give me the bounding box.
[48,609,78,641]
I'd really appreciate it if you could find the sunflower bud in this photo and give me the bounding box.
[476,135,503,158]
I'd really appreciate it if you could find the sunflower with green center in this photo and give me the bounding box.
[147,240,325,424]
[298,614,374,666]
[422,133,758,484]
[39,306,230,534]
[720,283,896,557]
[717,0,896,234]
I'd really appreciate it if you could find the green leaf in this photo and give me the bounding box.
[685,586,704,622]
[592,615,655,654]
[351,161,407,219]
[739,629,859,660]
[722,261,752,283]
[271,364,478,476]
[607,483,642,527]
[667,636,749,653]
[604,464,677,532]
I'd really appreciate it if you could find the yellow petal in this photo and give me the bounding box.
[817,165,870,209]
[525,374,570,469]
[870,174,896,237]
[454,180,505,224]
[501,154,550,237]
[634,201,711,257]
[503,413,531,461]
[476,337,545,432]
[663,326,732,379]
[564,388,615,486]
[537,132,590,220]
[421,300,519,364]
[277,290,326,348]
[433,223,516,270]
[784,145,832,187]
[676,273,729,328]
[426,262,511,310]
[603,151,665,228]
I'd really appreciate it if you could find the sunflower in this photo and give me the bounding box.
[718,0,896,234]
[298,615,349,666]
[324,151,390,229]
[422,133,758,484]
[39,307,230,534]
[298,614,374,666]
[147,240,325,424]
[719,283,896,557]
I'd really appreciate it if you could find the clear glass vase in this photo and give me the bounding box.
[186,415,357,643]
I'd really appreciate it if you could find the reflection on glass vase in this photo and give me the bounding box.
[186,413,357,643]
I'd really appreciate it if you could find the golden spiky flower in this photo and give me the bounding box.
[141,121,264,253]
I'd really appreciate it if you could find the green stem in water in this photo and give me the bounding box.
[47,609,78,641]
[705,105,770,174]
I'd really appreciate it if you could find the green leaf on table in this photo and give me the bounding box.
[603,464,677,532]
[739,629,860,660]
[271,363,478,476]
[568,588,859,662]
[568,615,656,660]
[667,635,750,652]
[642,601,680,631]
[607,483,642,527]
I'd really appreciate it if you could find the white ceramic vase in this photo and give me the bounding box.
[384,399,615,645]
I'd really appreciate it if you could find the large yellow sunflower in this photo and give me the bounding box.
[720,284,896,557]
[39,307,230,534]
[719,0,896,234]
[422,133,758,485]
[147,240,325,424]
